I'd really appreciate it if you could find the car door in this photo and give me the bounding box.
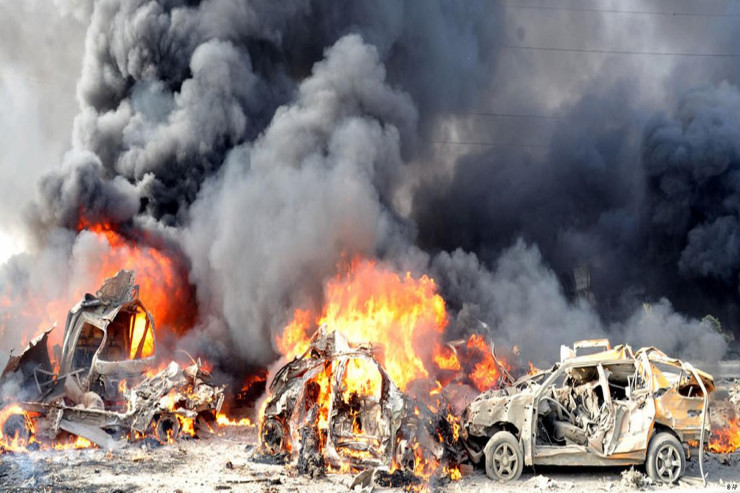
[602,357,655,457]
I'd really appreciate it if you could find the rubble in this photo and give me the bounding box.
[620,467,651,489]
[730,379,740,405]
[0,270,224,450]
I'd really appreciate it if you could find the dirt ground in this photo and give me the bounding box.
[1,425,738,493]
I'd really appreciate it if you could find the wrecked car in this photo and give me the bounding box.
[259,326,451,477]
[461,339,713,484]
[0,270,224,449]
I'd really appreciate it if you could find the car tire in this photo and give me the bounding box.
[261,417,289,455]
[2,411,33,447]
[484,430,523,481]
[645,431,685,484]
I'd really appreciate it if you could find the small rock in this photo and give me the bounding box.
[225,460,234,470]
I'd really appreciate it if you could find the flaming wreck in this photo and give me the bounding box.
[0,270,224,450]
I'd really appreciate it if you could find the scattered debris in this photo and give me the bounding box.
[0,271,225,451]
[729,380,739,405]
[525,474,558,490]
[620,467,652,489]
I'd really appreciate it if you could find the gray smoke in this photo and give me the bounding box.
[1,0,734,374]
[182,34,418,364]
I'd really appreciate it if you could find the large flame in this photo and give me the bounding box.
[277,258,449,391]
[276,257,512,396]
[709,417,740,454]
[76,220,190,337]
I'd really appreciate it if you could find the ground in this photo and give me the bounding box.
[1,426,738,493]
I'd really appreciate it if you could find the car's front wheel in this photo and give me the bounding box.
[645,432,685,484]
[483,430,523,481]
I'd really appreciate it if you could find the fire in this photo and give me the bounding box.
[277,308,313,359]
[442,464,462,481]
[341,357,382,402]
[52,435,94,450]
[0,404,35,452]
[215,413,255,427]
[446,413,461,442]
[433,346,461,372]
[76,220,190,337]
[464,334,508,392]
[412,441,436,480]
[709,417,740,454]
[177,416,196,438]
[0,404,96,452]
[277,258,448,392]
[1,218,190,369]
[240,372,267,392]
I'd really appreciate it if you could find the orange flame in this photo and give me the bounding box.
[76,220,190,337]
[341,357,382,402]
[277,258,448,392]
[709,417,740,453]
[215,413,255,427]
[0,405,35,451]
[433,346,461,372]
[465,334,508,392]
[0,405,95,451]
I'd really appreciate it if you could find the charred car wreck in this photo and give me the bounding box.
[259,327,457,482]
[461,339,714,484]
[0,270,224,449]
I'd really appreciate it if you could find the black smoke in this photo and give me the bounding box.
[0,0,734,373]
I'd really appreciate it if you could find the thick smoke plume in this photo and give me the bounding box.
[1,0,735,374]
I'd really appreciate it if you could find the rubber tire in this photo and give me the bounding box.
[484,430,524,482]
[645,431,685,484]
[2,413,32,446]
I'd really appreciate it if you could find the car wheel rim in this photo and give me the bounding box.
[493,443,518,479]
[656,444,681,482]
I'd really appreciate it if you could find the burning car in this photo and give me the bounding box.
[0,270,224,450]
[461,339,714,484]
[259,326,453,478]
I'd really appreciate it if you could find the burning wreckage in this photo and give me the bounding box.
[258,327,460,485]
[0,270,224,450]
[260,333,718,486]
[0,270,723,488]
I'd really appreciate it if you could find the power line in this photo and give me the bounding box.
[504,44,740,58]
[430,141,549,149]
[447,111,561,120]
[506,3,740,18]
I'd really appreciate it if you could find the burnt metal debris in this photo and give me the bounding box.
[461,339,714,485]
[0,270,224,449]
[257,327,456,481]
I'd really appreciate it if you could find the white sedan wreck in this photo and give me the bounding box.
[461,340,714,484]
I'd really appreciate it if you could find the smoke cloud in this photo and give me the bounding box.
[1,1,736,373]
